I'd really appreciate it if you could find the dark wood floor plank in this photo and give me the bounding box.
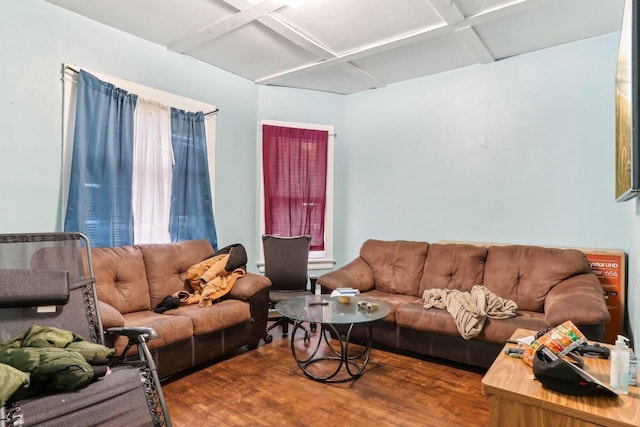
[162,328,490,426]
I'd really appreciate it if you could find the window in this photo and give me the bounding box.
[61,65,218,247]
[258,120,335,271]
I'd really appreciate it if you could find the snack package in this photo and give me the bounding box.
[521,320,587,367]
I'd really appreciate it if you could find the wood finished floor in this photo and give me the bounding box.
[161,327,490,426]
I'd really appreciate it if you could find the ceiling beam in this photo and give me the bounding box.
[427,0,465,24]
[167,0,286,53]
[339,63,387,90]
[216,0,388,88]
[255,0,551,85]
[259,13,336,59]
[213,0,336,59]
[455,26,495,64]
[261,14,389,88]
[256,22,451,85]
[429,0,494,64]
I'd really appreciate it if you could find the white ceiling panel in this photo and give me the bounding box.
[46,0,625,95]
[265,65,382,94]
[352,33,478,84]
[474,0,625,59]
[456,0,535,17]
[273,0,445,54]
[187,21,319,81]
[47,0,237,46]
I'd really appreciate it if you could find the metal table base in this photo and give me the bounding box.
[289,321,373,383]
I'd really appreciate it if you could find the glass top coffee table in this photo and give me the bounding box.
[275,295,391,383]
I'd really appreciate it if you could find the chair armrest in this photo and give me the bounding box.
[544,273,611,327]
[105,327,162,381]
[310,276,317,294]
[317,257,375,293]
[98,300,125,329]
[229,272,271,301]
[105,326,159,342]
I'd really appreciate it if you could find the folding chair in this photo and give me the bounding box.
[0,233,171,427]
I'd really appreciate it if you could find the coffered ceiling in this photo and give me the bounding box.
[47,0,625,94]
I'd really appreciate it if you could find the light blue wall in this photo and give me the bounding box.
[344,33,625,253]
[0,0,259,260]
[344,32,638,345]
[2,1,637,346]
[257,85,345,126]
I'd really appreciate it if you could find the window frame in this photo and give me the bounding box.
[257,119,335,271]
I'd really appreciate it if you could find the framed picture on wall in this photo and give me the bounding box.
[615,0,640,202]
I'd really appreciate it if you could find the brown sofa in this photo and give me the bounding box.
[318,240,611,368]
[90,239,271,379]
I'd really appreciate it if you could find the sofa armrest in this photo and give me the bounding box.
[228,272,271,301]
[98,300,125,329]
[317,257,375,293]
[544,273,611,327]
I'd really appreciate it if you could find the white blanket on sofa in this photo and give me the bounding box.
[423,285,518,340]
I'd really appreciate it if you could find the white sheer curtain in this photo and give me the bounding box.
[132,99,173,244]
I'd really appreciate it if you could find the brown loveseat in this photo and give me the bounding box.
[318,240,611,368]
[90,239,271,378]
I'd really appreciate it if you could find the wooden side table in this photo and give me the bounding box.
[481,329,640,427]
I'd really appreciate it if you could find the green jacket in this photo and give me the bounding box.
[0,325,115,403]
[0,363,29,406]
[1,325,114,362]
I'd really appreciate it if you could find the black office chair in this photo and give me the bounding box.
[263,235,317,343]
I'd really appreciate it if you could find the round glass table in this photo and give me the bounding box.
[275,295,391,383]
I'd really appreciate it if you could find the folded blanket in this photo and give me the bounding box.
[423,285,518,339]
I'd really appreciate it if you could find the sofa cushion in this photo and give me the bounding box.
[396,299,549,344]
[360,240,428,297]
[115,311,194,355]
[418,244,487,296]
[164,299,251,335]
[395,301,460,337]
[483,245,592,312]
[92,246,151,314]
[138,239,214,309]
[359,289,418,322]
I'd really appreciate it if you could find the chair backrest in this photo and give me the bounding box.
[262,235,311,291]
[0,233,102,345]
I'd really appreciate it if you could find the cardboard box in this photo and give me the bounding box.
[580,250,626,344]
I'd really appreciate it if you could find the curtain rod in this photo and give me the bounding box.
[63,65,219,116]
[260,124,337,137]
[64,65,79,74]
